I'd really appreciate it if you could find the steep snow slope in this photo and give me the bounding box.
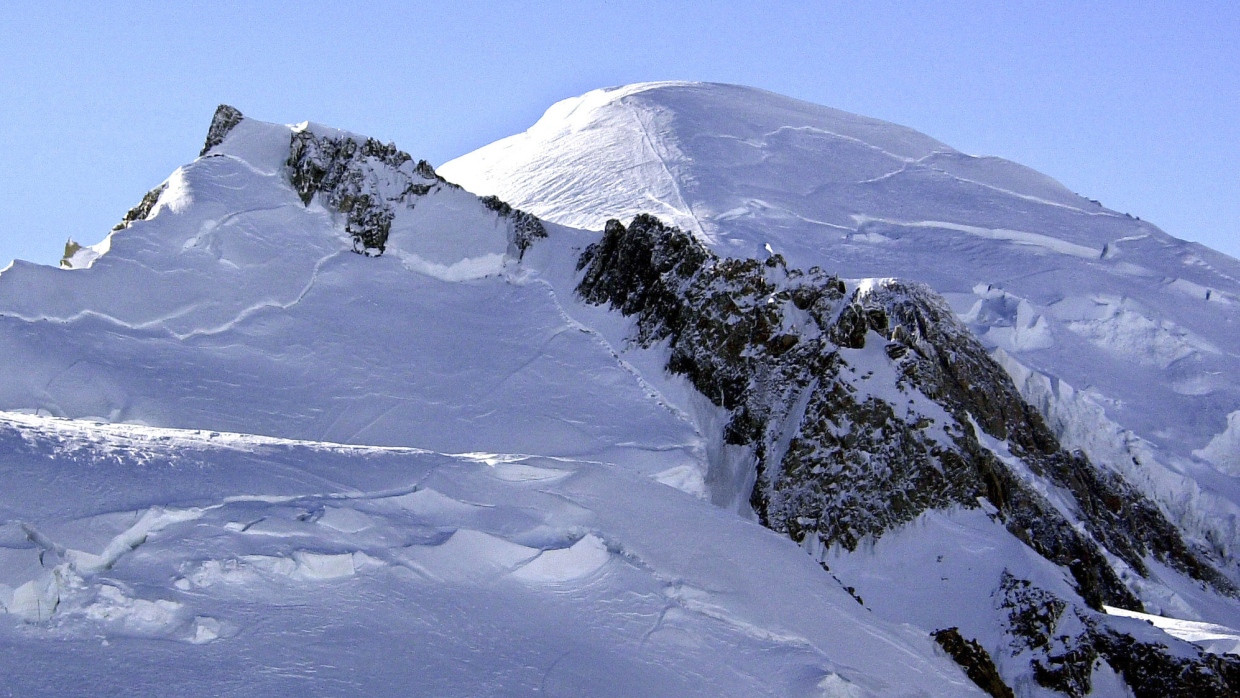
[440,81,1240,570]
[0,412,976,696]
[0,112,705,484]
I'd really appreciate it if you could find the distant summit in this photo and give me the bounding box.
[440,81,1085,247]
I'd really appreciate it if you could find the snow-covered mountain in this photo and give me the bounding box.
[442,81,1240,538]
[1,93,1238,696]
[0,105,983,697]
[442,79,1240,594]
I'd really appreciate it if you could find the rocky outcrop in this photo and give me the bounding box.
[285,129,428,255]
[575,214,1228,603]
[932,627,1014,698]
[200,104,244,156]
[480,195,546,259]
[111,183,167,232]
[852,281,1236,596]
[575,214,1238,696]
[996,572,1240,697]
[58,240,82,269]
[1093,628,1240,698]
[283,128,543,259]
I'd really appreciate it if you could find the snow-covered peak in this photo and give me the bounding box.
[522,81,946,155]
[0,107,545,326]
[200,104,373,175]
[440,81,1090,241]
[0,107,615,461]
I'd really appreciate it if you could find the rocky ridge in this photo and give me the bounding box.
[200,104,244,156]
[996,572,1240,697]
[439,82,1240,583]
[573,213,1240,695]
[283,122,543,258]
[110,183,168,233]
[199,104,547,259]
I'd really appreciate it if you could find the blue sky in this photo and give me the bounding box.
[2,2,1237,266]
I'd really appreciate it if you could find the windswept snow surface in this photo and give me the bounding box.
[441,81,1240,572]
[0,413,977,696]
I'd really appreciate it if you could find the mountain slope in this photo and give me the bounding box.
[0,106,988,696]
[0,109,704,480]
[569,213,1240,696]
[441,80,1240,585]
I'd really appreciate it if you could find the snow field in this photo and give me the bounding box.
[0,413,979,696]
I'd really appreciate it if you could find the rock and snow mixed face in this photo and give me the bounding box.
[569,213,1240,695]
[441,79,1240,580]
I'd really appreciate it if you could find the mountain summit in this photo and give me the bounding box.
[0,104,981,697]
[440,81,1089,251]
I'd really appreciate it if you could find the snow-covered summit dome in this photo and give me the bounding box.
[440,81,1088,246]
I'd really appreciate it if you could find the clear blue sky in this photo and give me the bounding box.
[2,2,1237,266]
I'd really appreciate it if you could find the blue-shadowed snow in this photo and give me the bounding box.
[0,109,988,695]
[0,116,707,487]
[0,412,979,696]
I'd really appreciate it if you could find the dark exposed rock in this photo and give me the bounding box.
[481,195,546,259]
[1030,644,1098,698]
[479,195,515,216]
[932,627,1014,698]
[855,282,1236,596]
[997,573,1240,697]
[281,127,543,260]
[574,215,1225,605]
[1093,627,1240,698]
[998,573,1068,652]
[200,104,244,156]
[996,572,1098,695]
[111,183,168,232]
[284,129,435,256]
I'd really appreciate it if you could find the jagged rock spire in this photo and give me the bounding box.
[200,104,244,156]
